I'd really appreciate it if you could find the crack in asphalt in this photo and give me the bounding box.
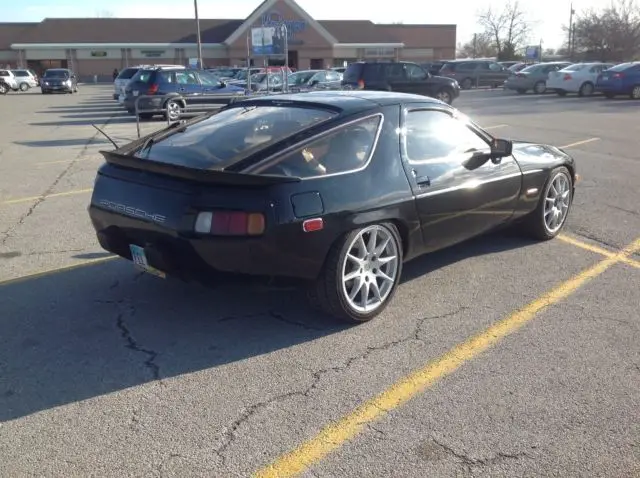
[115,303,161,382]
[0,114,116,246]
[570,229,622,251]
[213,307,468,464]
[605,203,640,217]
[431,436,529,469]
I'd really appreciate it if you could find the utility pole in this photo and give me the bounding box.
[568,3,576,60]
[194,0,203,69]
[473,33,477,58]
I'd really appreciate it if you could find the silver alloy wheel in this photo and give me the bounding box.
[166,101,181,121]
[19,82,29,91]
[534,81,546,94]
[543,171,571,234]
[437,90,451,103]
[341,225,400,314]
[632,85,640,99]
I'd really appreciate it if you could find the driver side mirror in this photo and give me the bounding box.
[309,79,319,86]
[219,80,226,87]
[490,138,513,157]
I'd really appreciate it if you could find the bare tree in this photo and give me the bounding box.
[564,0,640,61]
[457,33,498,58]
[476,1,533,60]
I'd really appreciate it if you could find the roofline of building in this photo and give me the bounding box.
[10,42,407,50]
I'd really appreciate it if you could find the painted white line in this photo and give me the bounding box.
[559,138,600,149]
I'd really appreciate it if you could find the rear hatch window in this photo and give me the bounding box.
[130,69,155,84]
[134,105,338,170]
[343,63,364,83]
[117,68,140,80]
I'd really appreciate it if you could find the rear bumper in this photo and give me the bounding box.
[89,205,323,283]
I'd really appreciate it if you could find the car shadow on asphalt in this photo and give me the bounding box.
[0,230,535,422]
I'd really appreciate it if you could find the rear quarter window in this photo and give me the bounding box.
[118,68,139,80]
[131,70,155,83]
[134,105,338,170]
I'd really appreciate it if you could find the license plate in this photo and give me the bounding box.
[133,90,139,96]
[129,244,166,278]
[602,76,608,80]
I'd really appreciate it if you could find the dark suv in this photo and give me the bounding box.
[41,68,78,94]
[341,61,460,105]
[123,67,247,121]
[438,59,511,89]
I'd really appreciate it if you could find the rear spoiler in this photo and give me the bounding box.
[100,150,301,187]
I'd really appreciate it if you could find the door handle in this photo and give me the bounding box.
[416,176,431,187]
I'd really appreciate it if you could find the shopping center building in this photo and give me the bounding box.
[0,0,455,79]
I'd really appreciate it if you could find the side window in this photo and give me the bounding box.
[326,71,340,81]
[404,110,489,163]
[386,64,405,80]
[176,71,199,85]
[405,64,427,80]
[259,116,382,178]
[0,70,8,77]
[489,62,503,71]
[197,72,219,86]
[476,62,490,70]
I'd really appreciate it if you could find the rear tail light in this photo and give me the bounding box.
[516,73,525,78]
[357,79,365,89]
[147,83,159,94]
[195,210,265,236]
[612,73,624,79]
[563,74,572,80]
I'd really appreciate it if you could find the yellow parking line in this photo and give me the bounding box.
[36,158,99,166]
[559,138,600,149]
[254,237,640,478]
[0,255,118,287]
[1,188,93,206]
[558,234,640,269]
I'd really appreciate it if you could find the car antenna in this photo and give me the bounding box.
[91,123,119,149]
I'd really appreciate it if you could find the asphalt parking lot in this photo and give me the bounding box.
[1,85,638,477]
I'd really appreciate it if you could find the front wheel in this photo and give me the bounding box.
[309,223,403,323]
[19,82,29,92]
[533,81,546,94]
[435,88,453,104]
[165,99,183,122]
[0,83,7,95]
[631,85,640,99]
[522,166,573,240]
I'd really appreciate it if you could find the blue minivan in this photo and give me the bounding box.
[123,67,247,121]
[595,62,640,99]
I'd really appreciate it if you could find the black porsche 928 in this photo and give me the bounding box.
[88,90,577,323]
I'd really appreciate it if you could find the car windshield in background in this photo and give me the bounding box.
[117,68,139,80]
[134,105,338,170]
[521,64,543,73]
[250,74,267,83]
[44,70,69,78]
[606,62,633,72]
[289,72,316,85]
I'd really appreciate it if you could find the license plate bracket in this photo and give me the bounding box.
[129,244,166,278]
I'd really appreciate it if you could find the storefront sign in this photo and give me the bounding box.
[90,51,107,57]
[261,10,306,45]
[364,47,396,57]
[141,50,166,58]
[251,27,286,56]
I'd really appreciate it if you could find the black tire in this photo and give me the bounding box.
[460,77,473,90]
[308,222,404,323]
[0,83,7,95]
[19,82,29,92]
[533,81,546,94]
[164,99,183,122]
[435,87,453,104]
[521,166,574,241]
[578,82,594,97]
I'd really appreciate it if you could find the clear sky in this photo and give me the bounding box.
[8,0,610,49]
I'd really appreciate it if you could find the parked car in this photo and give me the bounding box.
[205,67,243,80]
[11,69,39,91]
[235,72,285,93]
[287,69,343,92]
[595,62,640,99]
[341,61,460,105]
[122,67,246,121]
[0,69,18,91]
[88,90,577,323]
[0,78,9,95]
[504,62,572,94]
[438,59,511,89]
[508,62,529,73]
[546,62,615,97]
[40,68,78,94]
[114,64,184,100]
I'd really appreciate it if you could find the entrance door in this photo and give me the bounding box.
[288,51,298,69]
[310,59,324,69]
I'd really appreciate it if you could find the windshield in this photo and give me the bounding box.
[520,64,543,73]
[606,62,633,72]
[134,105,338,170]
[44,70,69,78]
[562,64,585,72]
[289,72,316,85]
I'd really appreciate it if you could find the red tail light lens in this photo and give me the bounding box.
[195,210,265,236]
[563,74,572,80]
[147,83,159,95]
[357,79,365,89]
[612,73,624,79]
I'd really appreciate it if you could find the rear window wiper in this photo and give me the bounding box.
[139,121,188,156]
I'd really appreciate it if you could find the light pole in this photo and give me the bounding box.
[568,3,576,60]
[194,0,203,69]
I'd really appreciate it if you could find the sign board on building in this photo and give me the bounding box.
[525,45,540,60]
[141,50,166,58]
[364,47,396,57]
[90,51,108,57]
[188,57,199,68]
[260,10,306,46]
[251,26,286,56]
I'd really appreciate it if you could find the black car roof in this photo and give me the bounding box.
[234,90,446,111]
